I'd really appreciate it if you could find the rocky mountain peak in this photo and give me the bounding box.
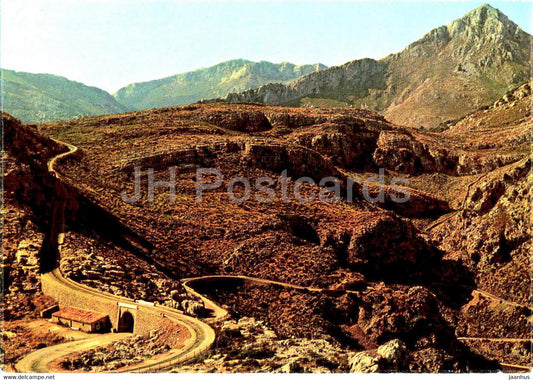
[407,4,526,49]
[463,4,506,22]
[447,3,525,40]
[463,4,509,24]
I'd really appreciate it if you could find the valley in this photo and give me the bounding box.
[3,79,531,372]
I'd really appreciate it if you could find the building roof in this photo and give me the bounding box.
[52,306,108,324]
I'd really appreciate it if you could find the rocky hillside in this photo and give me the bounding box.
[0,69,129,123]
[225,4,530,128]
[113,59,326,110]
[431,82,532,305]
[4,77,531,371]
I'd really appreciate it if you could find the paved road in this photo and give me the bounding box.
[182,274,359,294]
[499,363,532,372]
[47,138,78,176]
[16,137,215,373]
[181,274,364,321]
[27,136,530,373]
[16,333,131,372]
[458,337,532,343]
[473,289,532,311]
[22,268,216,373]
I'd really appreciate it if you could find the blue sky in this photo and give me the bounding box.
[2,1,531,93]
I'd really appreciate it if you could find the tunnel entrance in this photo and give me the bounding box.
[118,311,134,332]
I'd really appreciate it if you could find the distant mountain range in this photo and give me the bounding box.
[113,59,327,110]
[1,4,530,126]
[225,4,531,128]
[1,60,325,123]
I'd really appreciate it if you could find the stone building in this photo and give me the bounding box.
[51,306,110,333]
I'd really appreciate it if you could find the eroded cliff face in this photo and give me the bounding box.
[420,83,532,306]
[433,158,531,304]
[3,113,65,222]
[225,58,388,108]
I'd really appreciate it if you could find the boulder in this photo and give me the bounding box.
[278,360,302,373]
[377,339,407,367]
[349,351,381,373]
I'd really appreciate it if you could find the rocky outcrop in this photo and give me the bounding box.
[290,122,380,169]
[226,58,388,107]
[343,214,443,281]
[178,316,348,373]
[492,82,531,108]
[355,285,452,347]
[349,339,407,373]
[349,286,495,372]
[433,158,532,305]
[349,351,381,373]
[2,197,56,321]
[377,339,407,367]
[373,131,441,173]
[364,183,450,218]
[372,128,526,176]
[200,110,272,132]
[180,299,206,317]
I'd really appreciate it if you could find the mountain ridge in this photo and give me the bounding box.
[224,4,531,128]
[1,4,529,126]
[0,68,129,123]
[113,59,327,110]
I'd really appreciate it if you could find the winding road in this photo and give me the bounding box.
[16,333,131,373]
[458,337,532,343]
[47,138,78,176]
[473,289,533,311]
[16,138,215,373]
[15,136,531,373]
[16,268,216,373]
